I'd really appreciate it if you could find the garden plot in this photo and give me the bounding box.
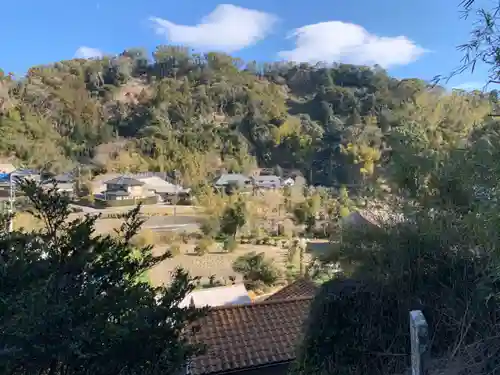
[149,243,313,287]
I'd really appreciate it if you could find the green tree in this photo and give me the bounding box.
[454,0,500,85]
[292,117,500,375]
[293,194,320,235]
[232,251,280,290]
[0,180,207,375]
[219,199,247,239]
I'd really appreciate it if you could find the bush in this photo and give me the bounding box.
[105,196,158,207]
[223,237,238,252]
[131,229,156,247]
[292,218,500,375]
[200,217,220,238]
[169,243,181,257]
[179,231,190,244]
[194,237,212,256]
[232,252,280,291]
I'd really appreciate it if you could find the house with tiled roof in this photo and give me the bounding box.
[265,279,319,302]
[187,296,313,375]
[103,176,146,201]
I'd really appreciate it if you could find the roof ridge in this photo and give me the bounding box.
[208,295,314,312]
[190,284,246,292]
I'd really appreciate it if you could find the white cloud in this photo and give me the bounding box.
[74,46,104,59]
[149,4,277,52]
[278,21,426,68]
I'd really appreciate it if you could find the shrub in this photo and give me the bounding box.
[131,229,156,247]
[292,220,500,375]
[232,252,280,291]
[169,243,181,257]
[223,237,238,252]
[200,217,220,238]
[194,237,212,256]
[179,231,190,244]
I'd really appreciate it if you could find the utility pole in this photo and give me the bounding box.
[173,169,180,220]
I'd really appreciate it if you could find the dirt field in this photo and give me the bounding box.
[149,243,313,287]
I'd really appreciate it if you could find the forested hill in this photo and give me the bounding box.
[0,46,494,187]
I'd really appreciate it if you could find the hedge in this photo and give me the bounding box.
[95,196,158,207]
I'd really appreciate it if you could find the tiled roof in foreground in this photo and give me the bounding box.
[188,296,313,375]
[265,279,319,302]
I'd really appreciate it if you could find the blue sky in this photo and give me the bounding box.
[2,0,492,89]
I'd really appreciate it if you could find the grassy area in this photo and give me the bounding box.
[140,205,201,215]
[13,212,43,230]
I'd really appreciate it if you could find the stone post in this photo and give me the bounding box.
[409,310,429,375]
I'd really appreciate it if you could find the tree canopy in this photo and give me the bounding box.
[0,48,494,188]
[0,180,206,375]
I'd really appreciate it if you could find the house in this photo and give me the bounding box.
[179,284,251,308]
[265,278,319,302]
[341,204,404,229]
[341,210,379,228]
[187,296,313,375]
[103,176,147,200]
[90,173,121,195]
[185,279,318,375]
[11,169,41,182]
[252,175,281,189]
[90,173,189,201]
[214,173,252,188]
[41,172,76,196]
[139,176,190,197]
[51,172,75,183]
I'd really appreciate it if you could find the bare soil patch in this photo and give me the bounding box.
[149,243,313,287]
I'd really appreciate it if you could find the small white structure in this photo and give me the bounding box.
[179,284,251,308]
[139,176,189,195]
[282,177,295,187]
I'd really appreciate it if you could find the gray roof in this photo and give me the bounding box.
[214,173,251,186]
[104,176,144,186]
[132,171,174,182]
[254,175,281,183]
[253,175,281,188]
[52,172,75,183]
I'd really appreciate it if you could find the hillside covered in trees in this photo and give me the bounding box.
[0,46,496,187]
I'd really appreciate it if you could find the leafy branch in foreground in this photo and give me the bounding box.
[0,179,207,375]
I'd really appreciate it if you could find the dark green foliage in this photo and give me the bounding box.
[219,199,247,239]
[3,49,481,187]
[232,251,280,290]
[291,279,409,375]
[0,180,207,375]
[292,119,500,374]
[223,237,238,252]
[292,220,500,375]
